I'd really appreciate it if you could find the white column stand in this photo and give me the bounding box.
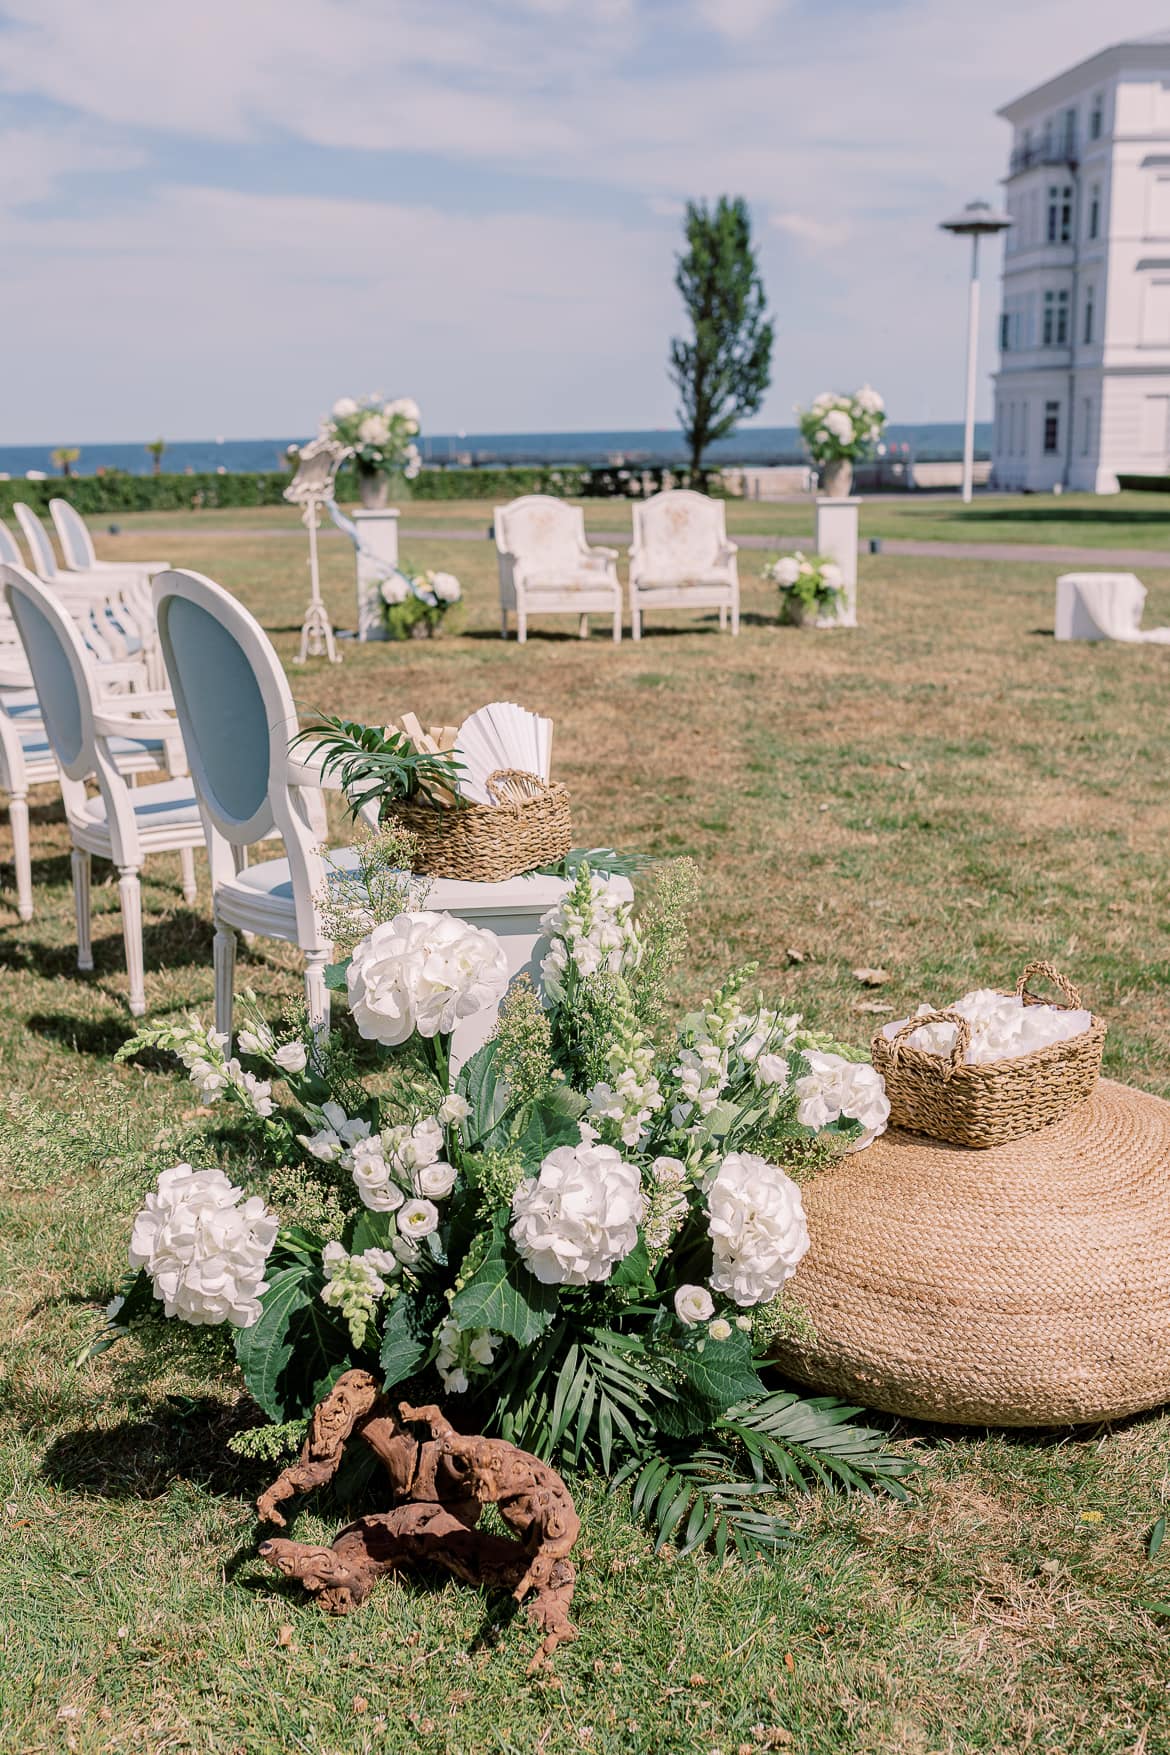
[814,496,860,627]
[353,509,400,641]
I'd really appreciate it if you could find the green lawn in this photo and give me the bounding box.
[100,489,1170,551]
[1,516,1169,1753]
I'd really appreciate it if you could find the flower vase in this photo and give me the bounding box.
[821,459,853,499]
[357,467,390,510]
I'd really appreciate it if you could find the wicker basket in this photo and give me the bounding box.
[391,769,572,882]
[870,961,1105,1149]
[769,1080,1170,1427]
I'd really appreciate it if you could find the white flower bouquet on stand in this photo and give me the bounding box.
[107,863,911,1559]
[322,394,423,508]
[765,551,846,626]
[796,386,886,496]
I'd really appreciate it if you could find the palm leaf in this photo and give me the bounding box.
[622,1447,797,1561]
[292,715,463,813]
[719,1389,915,1499]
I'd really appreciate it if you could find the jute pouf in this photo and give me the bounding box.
[770,1080,1170,1427]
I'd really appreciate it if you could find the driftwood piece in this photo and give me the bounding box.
[256,1371,580,1669]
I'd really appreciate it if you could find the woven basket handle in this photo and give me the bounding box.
[1015,960,1081,1011]
[886,1009,971,1079]
[486,767,547,806]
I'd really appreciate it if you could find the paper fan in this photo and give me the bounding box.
[453,701,553,806]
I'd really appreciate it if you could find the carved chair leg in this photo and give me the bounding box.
[72,848,93,972]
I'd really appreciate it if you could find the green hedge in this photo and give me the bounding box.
[1115,474,1170,494]
[0,463,729,519]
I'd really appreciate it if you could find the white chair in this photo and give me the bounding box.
[494,496,622,643]
[15,502,166,689]
[1055,573,1170,644]
[153,568,580,1059]
[628,489,739,640]
[49,498,169,583]
[0,563,201,1011]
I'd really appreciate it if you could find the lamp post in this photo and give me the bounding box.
[940,200,1012,503]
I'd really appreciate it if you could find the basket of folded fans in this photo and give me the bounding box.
[869,961,1106,1148]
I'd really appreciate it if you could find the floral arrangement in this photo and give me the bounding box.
[108,864,910,1556]
[765,551,844,624]
[796,386,886,465]
[321,395,422,484]
[379,563,463,641]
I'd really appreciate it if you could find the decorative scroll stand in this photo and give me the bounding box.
[285,437,350,664]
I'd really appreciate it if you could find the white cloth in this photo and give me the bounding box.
[1055,573,1170,644]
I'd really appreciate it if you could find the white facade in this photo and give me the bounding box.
[993,32,1170,493]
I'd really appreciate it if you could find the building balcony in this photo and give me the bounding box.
[1007,138,1078,177]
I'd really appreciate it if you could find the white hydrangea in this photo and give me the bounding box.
[794,1051,891,1148]
[347,911,509,1047]
[428,570,462,604]
[331,396,358,418]
[380,571,411,606]
[768,556,801,587]
[511,1142,646,1286]
[129,1164,278,1328]
[707,1151,810,1308]
[539,875,641,1005]
[823,409,855,444]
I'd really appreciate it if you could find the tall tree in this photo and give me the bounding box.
[145,437,167,476]
[669,196,773,477]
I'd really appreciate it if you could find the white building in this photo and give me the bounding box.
[993,30,1170,493]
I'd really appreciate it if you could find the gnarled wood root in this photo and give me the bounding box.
[255,1371,580,1668]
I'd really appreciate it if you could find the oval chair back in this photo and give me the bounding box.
[0,518,24,569]
[50,499,98,571]
[13,504,61,582]
[152,568,325,944]
[0,563,96,786]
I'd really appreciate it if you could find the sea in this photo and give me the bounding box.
[0,422,991,479]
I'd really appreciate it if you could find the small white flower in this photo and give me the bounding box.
[755,1052,789,1089]
[708,1318,732,1342]
[736,1314,753,1332]
[428,570,462,604]
[331,396,359,418]
[439,1093,472,1124]
[398,1198,440,1239]
[674,1283,715,1326]
[273,1041,308,1074]
[237,1023,274,1057]
[415,1160,457,1200]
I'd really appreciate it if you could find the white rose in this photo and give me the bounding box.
[674,1283,715,1325]
[510,1142,645,1286]
[439,1093,472,1124]
[708,1318,732,1342]
[416,1160,457,1199]
[398,1198,440,1239]
[129,1164,277,1328]
[707,1151,809,1308]
[347,911,509,1046]
[795,1051,890,1147]
[273,1040,308,1074]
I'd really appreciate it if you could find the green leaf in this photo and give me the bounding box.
[324,959,351,992]
[379,1293,430,1390]
[456,1040,510,1149]
[721,1388,915,1499]
[678,1326,764,1414]
[610,1237,653,1291]
[450,1245,557,1346]
[234,1262,350,1421]
[1150,1515,1167,1561]
[348,1208,394,1255]
[1139,1599,1170,1618]
[512,1092,587,1169]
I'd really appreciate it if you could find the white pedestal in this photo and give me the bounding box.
[814,496,859,627]
[352,508,400,641]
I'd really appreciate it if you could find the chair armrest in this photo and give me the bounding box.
[93,706,181,740]
[585,544,619,561]
[719,541,738,561]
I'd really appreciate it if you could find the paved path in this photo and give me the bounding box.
[116,523,1170,568]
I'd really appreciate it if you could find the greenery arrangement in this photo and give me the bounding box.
[796,388,886,466]
[292,714,463,811]
[669,195,774,476]
[105,860,911,1560]
[378,562,463,640]
[765,551,846,624]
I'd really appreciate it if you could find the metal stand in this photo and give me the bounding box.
[285,436,350,664]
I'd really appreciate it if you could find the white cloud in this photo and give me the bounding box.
[648,196,686,218]
[771,210,851,250]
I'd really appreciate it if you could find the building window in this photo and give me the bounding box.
[1062,107,1077,155]
[1019,403,1028,457]
[1043,288,1070,345]
[1088,184,1100,241]
[999,310,1010,351]
[1089,92,1104,140]
[1043,402,1060,454]
[1047,184,1073,243]
[1080,397,1093,457]
[1083,283,1095,345]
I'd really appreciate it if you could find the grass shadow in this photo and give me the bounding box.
[41,1397,261,1501]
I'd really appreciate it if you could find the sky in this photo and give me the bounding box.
[2,0,1168,444]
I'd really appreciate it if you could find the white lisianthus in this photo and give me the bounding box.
[347,912,509,1047]
[299,1101,371,1163]
[794,1051,890,1148]
[237,1022,274,1057]
[674,1283,715,1326]
[439,1093,472,1125]
[398,1198,440,1240]
[707,1151,810,1308]
[350,1136,405,1213]
[510,1142,645,1286]
[708,1318,732,1342]
[383,1116,444,1174]
[755,1052,790,1089]
[129,1164,278,1328]
[273,1040,308,1074]
[415,1160,457,1199]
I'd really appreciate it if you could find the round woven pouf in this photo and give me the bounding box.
[770,1080,1170,1427]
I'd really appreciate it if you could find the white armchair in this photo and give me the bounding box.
[494,495,622,643]
[628,489,739,640]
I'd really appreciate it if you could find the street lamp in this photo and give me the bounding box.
[940,200,1012,503]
